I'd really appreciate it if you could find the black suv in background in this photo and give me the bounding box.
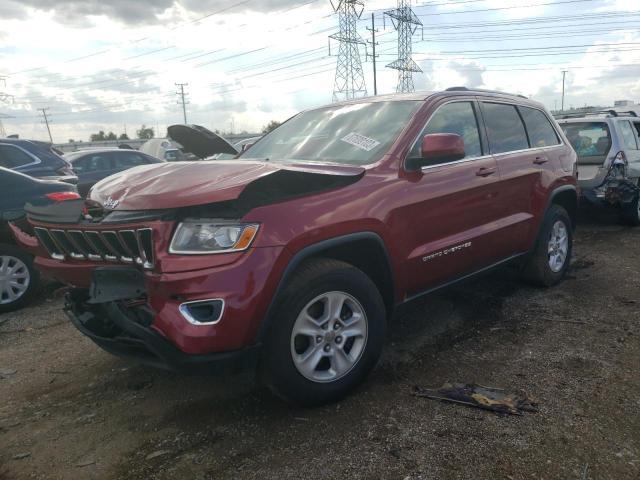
[0,139,77,184]
[0,167,80,312]
[64,149,164,197]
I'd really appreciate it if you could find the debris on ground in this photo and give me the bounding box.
[413,383,538,415]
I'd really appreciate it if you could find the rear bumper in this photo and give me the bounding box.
[65,290,261,374]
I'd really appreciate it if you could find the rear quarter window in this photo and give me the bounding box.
[481,103,530,154]
[519,107,560,147]
[0,144,36,168]
[618,121,638,150]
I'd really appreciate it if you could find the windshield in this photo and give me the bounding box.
[560,122,611,157]
[242,101,422,165]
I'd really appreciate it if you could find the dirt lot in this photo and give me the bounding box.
[1,211,639,480]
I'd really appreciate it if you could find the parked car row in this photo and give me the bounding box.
[1,87,638,406]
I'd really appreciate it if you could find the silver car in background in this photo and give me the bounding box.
[557,111,640,225]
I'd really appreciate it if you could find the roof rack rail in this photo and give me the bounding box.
[445,86,528,99]
[554,109,639,120]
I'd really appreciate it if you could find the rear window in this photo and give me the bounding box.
[519,107,560,147]
[0,144,36,168]
[560,122,611,157]
[481,103,529,154]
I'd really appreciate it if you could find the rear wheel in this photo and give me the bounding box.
[620,183,640,226]
[522,205,573,287]
[263,259,386,406]
[0,244,39,313]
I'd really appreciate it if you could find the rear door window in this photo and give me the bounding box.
[560,122,611,159]
[619,121,638,150]
[113,152,149,169]
[481,103,530,154]
[519,107,560,147]
[412,101,483,160]
[0,144,36,168]
[73,154,111,173]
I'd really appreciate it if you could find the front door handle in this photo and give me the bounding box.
[533,156,549,165]
[475,167,496,177]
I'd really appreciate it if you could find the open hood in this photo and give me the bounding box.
[167,124,238,159]
[88,160,365,211]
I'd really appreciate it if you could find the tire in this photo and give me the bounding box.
[522,205,573,287]
[0,244,40,313]
[262,258,386,406]
[620,190,640,227]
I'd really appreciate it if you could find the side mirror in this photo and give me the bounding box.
[406,133,466,171]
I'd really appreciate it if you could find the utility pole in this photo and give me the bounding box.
[175,83,189,123]
[385,0,422,93]
[329,0,367,102]
[0,76,14,138]
[561,70,568,112]
[39,108,53,142]
[366,13,379,96]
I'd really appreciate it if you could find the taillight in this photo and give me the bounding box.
[612,151,627,166]
[46,191,81,202]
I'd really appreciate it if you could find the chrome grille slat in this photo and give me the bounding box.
[67,231,101,261]
[34,227,154,269]
[119,230,142,265]
[102,231,133,263]
[136,229,154,269]
[50,230,84,260]
[84,231,118,262]
[34,228,65,260]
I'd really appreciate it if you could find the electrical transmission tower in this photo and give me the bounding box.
[384,0,422,93]
[175,83,189,123]
[329,1,367,102]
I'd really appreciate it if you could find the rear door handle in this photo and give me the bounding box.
[533,156,549,165]
[475,167,496,177]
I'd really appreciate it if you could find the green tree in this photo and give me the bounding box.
[90,130,106,141]
[106,131,117,140]
[119,133,130,140]
[261,120,281,134]
[136,125,155,140]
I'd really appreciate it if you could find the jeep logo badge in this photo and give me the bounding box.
[103,196,120,210]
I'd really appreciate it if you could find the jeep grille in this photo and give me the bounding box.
[33,227,154,269]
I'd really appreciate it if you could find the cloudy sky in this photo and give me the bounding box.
[0,0,638,143]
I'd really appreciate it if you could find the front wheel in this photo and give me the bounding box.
[522,205,573,287]
[263,259,386,406]
[0,244,40,313]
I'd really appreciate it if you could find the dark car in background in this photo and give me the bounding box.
[0,139,77,183]
[64,149,165,197]
[0,167,80,312]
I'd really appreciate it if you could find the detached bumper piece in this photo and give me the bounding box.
[64,289,260,375]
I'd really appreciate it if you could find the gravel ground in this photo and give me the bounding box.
[0,211,638,480]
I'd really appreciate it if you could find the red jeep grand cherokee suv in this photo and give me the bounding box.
[13,88,578,405]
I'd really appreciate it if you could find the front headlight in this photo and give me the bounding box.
[169,221,260,254]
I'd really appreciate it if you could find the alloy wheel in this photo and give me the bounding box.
[290,291,368,383]
[547,220,569,273]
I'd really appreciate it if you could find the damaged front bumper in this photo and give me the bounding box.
[65,288,261,374]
